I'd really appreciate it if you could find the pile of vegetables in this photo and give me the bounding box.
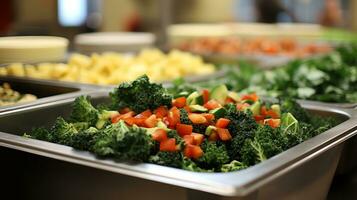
[190,43,357,103]
[25,75,334,172]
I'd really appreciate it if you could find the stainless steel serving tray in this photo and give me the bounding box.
[0,76,104,113]
[0,92,356,200]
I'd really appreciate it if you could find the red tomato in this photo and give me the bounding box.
[160,138,177,152]
[203,113,215,122]
[140,109,152,118]
[154,106,168,119]
[217,128,232,141]
[265,119,281,128]
[236,103,250,111]
[167,106,180,128]
[111,111,135,123]
[152,129,168,142]
[192,133,204,145]
[144,115,158,128]
[203,100,221,110]
[241,93,259,102]
[183,135,195,145]
[215,118,230,128]
[184,144,203,159]
[172,97,187,108]
[176,124,193,136]
[188,113,207,124]
[202,89,210,104]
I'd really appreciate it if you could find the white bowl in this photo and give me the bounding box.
[0,36,68,64]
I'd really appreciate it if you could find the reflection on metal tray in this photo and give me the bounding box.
[0,76,99,113]
[0,92,356,200]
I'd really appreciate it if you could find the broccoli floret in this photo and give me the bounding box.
[280,98,310,123]
[197,141,229,170]
[241,125,284,166]
[51,117,79,145]
[224,105,258,160]
[70,127,100,151]
[179,108,207,134]
[220,160,247,172]
[96,110,119,129]
[26,127,52,142]
[110,75,172,113]
[93,120,153,161]
[70,96,99,126]
[149,151,183,168]
[182,158,213,172]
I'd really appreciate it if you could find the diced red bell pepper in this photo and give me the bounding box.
[152,129,168,142]
[160,138,177,152]
[192,133,204,146]
[203,113,215,122]
[265,119,281,128]
[154,106,168,119]
[167,106,180,128]
[144,114,158,128]
[260,106,268,116]
[266,109,279,119]
[217,128,232,141]
[225,97,235,104]
[172,97,187,108]
[254,115,265,122]
[241,93,259,102]
[202,89,210,104]
[236,103,250,111]
[208,131,218,141]
[184,144,203,159]
[111,111,135,123]
[188,113,207,124]
[183,105,192,113]
[140,109,152,118]
[183,135,195,145]
[176,124,193,136]
[215,118,230,128]
[203,100,221,110]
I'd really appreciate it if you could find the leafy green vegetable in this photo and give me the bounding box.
[110,75,172,113]
[149,151,183,168]
[198,141,230,170]
[93,120,153,161]
[70,96,98,126]
[221,160,247,172]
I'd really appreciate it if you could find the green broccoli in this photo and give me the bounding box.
[70,96,99,126]
[224,105,258,160]
[51,117,79,145]
[280,98,310,123]
[182,158,213,172]
[26,127,52,142]
[241,125,286,166]
[96,110,119,129]
[70,127,100,151]
[93,120,153,161]
[198,141,230,170]
[149,151,183,168]
[221,160,247,172]
[110,75,172,113]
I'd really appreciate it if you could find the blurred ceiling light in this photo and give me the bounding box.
[58,0,87,27]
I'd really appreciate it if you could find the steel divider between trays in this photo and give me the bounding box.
[0,94,356,198]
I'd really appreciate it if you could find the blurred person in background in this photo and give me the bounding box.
[255,0,296,23]
[319,0,343,27]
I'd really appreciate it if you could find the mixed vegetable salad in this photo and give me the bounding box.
[25,75,334,172]
[191,43,357,103]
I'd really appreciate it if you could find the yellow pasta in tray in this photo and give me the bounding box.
[1,49,216,85]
